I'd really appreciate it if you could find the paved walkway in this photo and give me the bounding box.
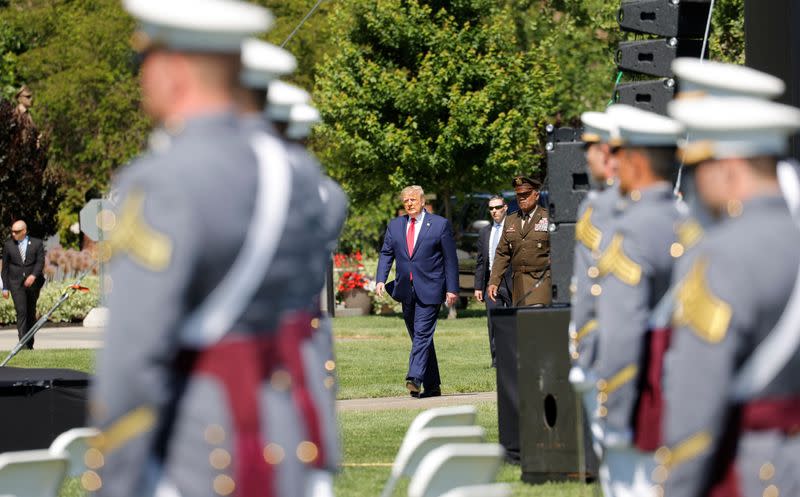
[338,391,496,411]
[0,326,103,350]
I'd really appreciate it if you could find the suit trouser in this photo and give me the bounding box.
[401,286,441,389]
[10,286,40,348]
[484,289,510,367]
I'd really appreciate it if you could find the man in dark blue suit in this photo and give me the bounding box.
[376,185,459,398]
[473,195,513,368]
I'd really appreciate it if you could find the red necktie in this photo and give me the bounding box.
[407,217,416,280]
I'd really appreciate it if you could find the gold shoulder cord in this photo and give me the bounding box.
[673,258,732,343]
[106,190,173,272]
[597,234,642,286]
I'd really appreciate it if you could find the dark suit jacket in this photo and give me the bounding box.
[2,237,45,291]
[376,213,459,305]
[474,222,512,299]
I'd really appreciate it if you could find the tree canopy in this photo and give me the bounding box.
[0,0,744,252]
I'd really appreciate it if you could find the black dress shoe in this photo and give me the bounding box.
[420,387,441,398]
[406,379,421,398]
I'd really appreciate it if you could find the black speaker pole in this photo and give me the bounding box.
[745,0,800,160]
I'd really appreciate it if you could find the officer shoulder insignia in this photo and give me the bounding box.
[597,234,641,286]
[576,206,602,251]
[673,258,732,343]
[676,219,703,249]
[107,190,173,271]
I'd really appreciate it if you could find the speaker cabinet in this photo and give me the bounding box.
[549,223,575,305]
[618,0,712,38]
[546,140,588,224]
[517,307,598,482]
[616,38,704,77]
[614,78,676,116]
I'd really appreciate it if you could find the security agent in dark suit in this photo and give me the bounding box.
[474,195,512,367]
[376,185,459,399]
[1,220,45,349]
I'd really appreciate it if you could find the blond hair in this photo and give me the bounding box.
[400,185,425,203]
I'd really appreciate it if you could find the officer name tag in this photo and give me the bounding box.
[534,218,549,232]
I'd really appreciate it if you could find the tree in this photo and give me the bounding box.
[0,98,62,240]
[313,0,560,222]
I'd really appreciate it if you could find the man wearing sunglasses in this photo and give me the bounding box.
[1,220,45,349]
[487,176,552,307]
[474,195,512,367]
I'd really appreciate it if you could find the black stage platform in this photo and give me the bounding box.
[0,367,91,451]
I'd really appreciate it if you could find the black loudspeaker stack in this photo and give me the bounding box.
[545,126,584,305]
[613,0,711,115]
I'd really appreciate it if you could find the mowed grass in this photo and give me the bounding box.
[332,311,497,399]
[337,402,596,497]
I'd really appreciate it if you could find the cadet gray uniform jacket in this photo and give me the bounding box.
[594,184,681,441]
[659,194,800,497]
[571,183,619,372]
[92,112,334,497]
[242,114,349,473]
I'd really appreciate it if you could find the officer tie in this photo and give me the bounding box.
[489,224,501,271]
[407,217,416,280]
[18,240,26,262]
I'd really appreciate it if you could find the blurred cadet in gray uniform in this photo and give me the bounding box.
[567,110,619,474]
[628,59,794,458]
[671,57,800,217]
[236,39,345,495]
[268,80,311,137]
[593,104,683,497]
[90,1,333,497]
[568,110,620,393]
[655,96,800,497]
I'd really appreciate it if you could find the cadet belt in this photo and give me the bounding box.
[740,396,800,434]
[174,311,326,497]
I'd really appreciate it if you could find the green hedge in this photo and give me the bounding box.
[0,276,100,325]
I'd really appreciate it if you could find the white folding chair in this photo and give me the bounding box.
[437,483,512,497]
[0,449,68,497]
[403,406,478,439]
[380,426,485,497]
[407,443,505,497]
[49,427,100,478]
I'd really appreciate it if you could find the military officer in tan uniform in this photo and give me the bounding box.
[655,96,800,497]
[487,176,551,307]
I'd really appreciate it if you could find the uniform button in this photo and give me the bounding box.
[325,360,336,372]
[762,484,779,497]
[297,441,319,463]
[587,267,600,279]
[652,465,669,484]
[264,443,285,465]
[209,448,232,470]
[590,284,602,296]
[760,462,776,481]
[213,475,235,496]
[84,448,105,469]
[81,470,103,492]
[670,243,685,258]
[204,425,226,445]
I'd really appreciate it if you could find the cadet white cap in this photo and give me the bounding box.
[124,0,273,53]
[267,80,311,122]
[672,58,785,100]
[606,104,684,147]
[286,104,321,140]
[240,39,297,89]
[581,111,620,144]
[668,97,800,164]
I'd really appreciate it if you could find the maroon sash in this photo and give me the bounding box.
[709,396,800,497]
[634,326,672,451]
[176,311,326,497]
